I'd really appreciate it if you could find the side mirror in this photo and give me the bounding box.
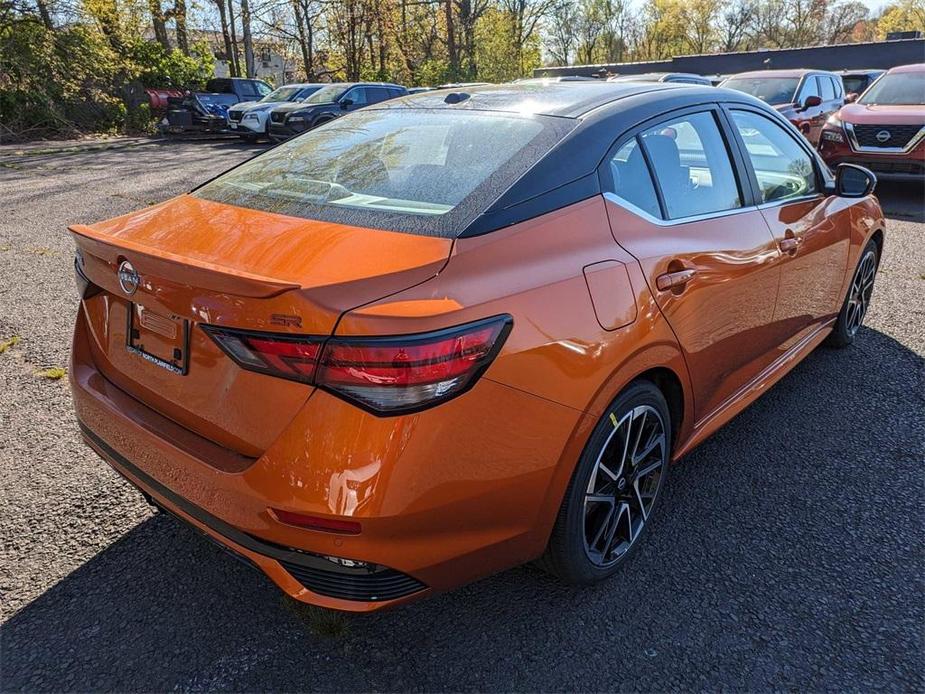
[801,95,823,111]
[835,163,876,198]
[339,98,353,109]
[845,92,858,104]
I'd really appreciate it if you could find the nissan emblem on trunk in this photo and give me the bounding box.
[118,260,139,295]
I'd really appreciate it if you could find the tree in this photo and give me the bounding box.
[717,0,758,52]
[546,0,578,65]
[148,0,170,48]
[211,0,238,75]
[822,0,868,43]
[680,0,720,54]
[240,0,255,76]
[499,0,559,74]
[877,0,925,37]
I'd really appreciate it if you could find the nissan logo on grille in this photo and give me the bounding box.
[875,130,892,143]
[117,260,140,295]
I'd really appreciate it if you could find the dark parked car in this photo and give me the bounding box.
[838,69,886,102]
[608,72,713,86]
[268,83,407,141]
[721,70,845,145]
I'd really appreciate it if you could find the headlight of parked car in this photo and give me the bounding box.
[821,114,845,143]
[244,113,259,120]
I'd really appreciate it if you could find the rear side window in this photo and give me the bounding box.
[343,87,369,106]
[819,76,836,101]
[195,109,568,237]
[366,87,391,104]
[730,110,818,203]
[639,112,742,219]
[831,76,843,98]
[606,139,661,218]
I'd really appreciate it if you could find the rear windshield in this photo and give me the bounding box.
[859,72,925,105]
[723,77,799,105]
[194,108,569,237]
[842,76,871,95]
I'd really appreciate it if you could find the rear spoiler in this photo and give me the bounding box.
[69,224,300,299]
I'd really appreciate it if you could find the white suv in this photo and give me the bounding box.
[227,83,325,142]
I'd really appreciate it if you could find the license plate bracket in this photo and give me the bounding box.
[126,304,190,375]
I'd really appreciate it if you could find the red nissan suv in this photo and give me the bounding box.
[819,63,925,181]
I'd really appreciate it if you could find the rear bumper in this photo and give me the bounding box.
[70,304,583,611]
[80,421,427,605]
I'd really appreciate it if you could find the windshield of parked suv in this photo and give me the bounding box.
[195,108,567,236]
[859,72,925,105]
[303,85,349,104]
[723,77,800,105]
[260,87,302,103]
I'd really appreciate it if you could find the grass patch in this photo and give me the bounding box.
[0,335,21,354]
[34,366,67,380]
[282,598,351,638]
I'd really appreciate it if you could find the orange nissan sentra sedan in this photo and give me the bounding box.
[70,83,884,611]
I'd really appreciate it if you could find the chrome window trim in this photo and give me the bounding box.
[603,191,758,226]
[757,193,825,211]
[844,122,925,154]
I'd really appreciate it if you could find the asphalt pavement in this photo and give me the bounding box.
[1,138,923,692]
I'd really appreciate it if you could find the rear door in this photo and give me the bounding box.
[727,107,850,337]
[601,106,783,422]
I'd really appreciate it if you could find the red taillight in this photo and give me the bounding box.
[270,508,362,534]
[202,328,323,383]
[204,316,512,414]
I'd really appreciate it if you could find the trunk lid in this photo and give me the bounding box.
[71,195,452,456]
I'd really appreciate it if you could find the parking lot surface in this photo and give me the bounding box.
[1,139,923,692]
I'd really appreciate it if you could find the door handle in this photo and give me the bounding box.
[656,268,697,292]
[779,230,802,254]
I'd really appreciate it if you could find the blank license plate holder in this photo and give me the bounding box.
[126,304,190,375]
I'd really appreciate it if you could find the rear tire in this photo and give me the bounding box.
[539,380,671,585]
[826,240,879,348]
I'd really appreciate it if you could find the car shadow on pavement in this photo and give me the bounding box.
[3,328,923,692]
[876,181,925,223]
